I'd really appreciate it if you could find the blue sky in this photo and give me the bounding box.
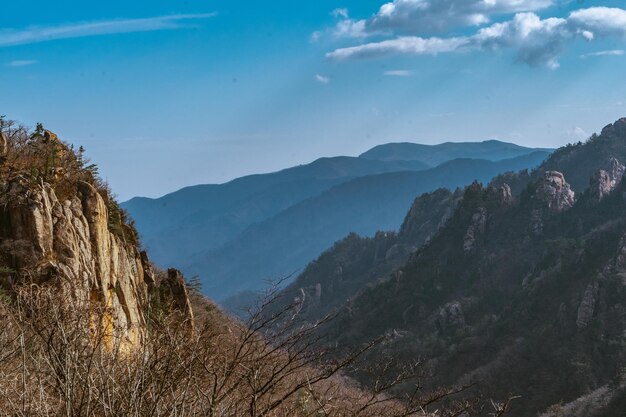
[2,0,626,200]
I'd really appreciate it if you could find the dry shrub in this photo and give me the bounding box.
[0,281,487,417]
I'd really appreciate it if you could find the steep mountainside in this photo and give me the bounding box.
[360,139,552,165]
[123,141,548,284]
[123,157,430,266]
[183,152,549,300]
[238,188,463,320]
[316,118,626,417]
[0,128,193,349]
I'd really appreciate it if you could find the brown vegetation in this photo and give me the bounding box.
[0,278,492,417]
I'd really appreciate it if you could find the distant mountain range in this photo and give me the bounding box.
[123,140,552,301]
[360,140,553,164]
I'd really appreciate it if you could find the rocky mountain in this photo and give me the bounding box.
[184,152,549,301]
[284,118,626,417]
[360,139,553,165]
[0,127,193,350]
[123,141,549,299]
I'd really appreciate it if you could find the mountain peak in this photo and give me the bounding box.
[601,117,626,138]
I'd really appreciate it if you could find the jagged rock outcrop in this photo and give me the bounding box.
[604,157,625,185]
[0,176,189,348]
[140,250,156,285]
[43,129,58,143]
[590,157,625,201]
[0,131,7,159]
[600,117,626,139]
[487,183,514,206]
[497,183,513,204]
[591,170,613,201]
[160,268,195,329]
[534,171,575,212]
[463,207,487,252]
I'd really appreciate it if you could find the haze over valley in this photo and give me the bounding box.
[3,0,626,416]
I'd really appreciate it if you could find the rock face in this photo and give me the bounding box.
[591,170,613,201]
[600,117,626,139]
[0,131,7,158]
[497,183,513,204]
[604,157,625,186]
[534,171,575,212]
[160,268,195,327]
[463,208,487,252]
[43,129,59,143]
[0,177,160,348]
[590,158,625,201]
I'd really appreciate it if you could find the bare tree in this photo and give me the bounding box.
[0,277,511,417]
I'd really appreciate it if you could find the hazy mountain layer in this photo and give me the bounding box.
[360,139,552,165]
[123,157,430,266]
[183,152,549,300]
[123,140,548,273]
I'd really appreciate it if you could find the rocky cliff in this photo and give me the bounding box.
[0,129,192,349]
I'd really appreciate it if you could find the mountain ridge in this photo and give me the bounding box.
[360,139,553,164]
[282,117,626,417]
[184,151,549,300]
[123,140,551,301]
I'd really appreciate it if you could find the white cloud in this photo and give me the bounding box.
[327,7,626,69]
[331,8,349,19]
[333,19,368,38]
[580,49,624,59]
[471,12,571,69]
[568,7,626,37]
[0,13,217,47]
[327,36,468,60]
[562,126,588,142]
[334,0,554,38]
[6,59,38,67]
[315,74,330,84]
[384,69,412,76]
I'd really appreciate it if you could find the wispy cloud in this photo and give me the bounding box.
[6,59,38,67]
[315,74,330,84]
[384,69,412,76]
[580,49,624,59]
[0,13,217,47]
[331,8,349,19]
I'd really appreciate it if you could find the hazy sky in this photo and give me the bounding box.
[2,0,626,200]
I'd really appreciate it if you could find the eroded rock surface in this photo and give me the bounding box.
[0,177,165,348]
[0,131,7,158]
[463,208,487,252]
[534,171,575,212]
[590,158,625,201]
